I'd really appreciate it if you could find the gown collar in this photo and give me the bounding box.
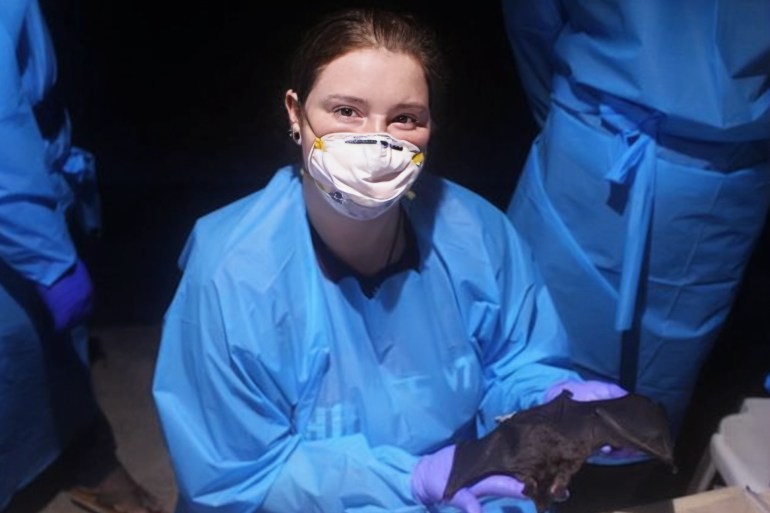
[308,209,420,298]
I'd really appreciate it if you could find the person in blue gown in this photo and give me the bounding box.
[0,1,164,511]
[503,0,770,442]
[152,7,630,513]
[501,0,770,510]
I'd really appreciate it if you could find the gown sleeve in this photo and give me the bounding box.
[0,0,76,285]
[474,206,581,434]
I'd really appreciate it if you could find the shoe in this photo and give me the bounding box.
[69,464,167,513]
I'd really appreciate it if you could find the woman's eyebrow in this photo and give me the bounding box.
[392,102,428,113]
[321,95,428,114]
[323,94,367,105]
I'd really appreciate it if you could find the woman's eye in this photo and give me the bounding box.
[336,107,356,117]
[393,114,417,125]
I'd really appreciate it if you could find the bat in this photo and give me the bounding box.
[443,390,677,512]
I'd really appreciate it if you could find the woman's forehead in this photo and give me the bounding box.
[309,48,429,108]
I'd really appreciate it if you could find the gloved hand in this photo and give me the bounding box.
[545,379,648,464]
[411,445,526,513]
[544,379,627,403]
[35,258,94,333]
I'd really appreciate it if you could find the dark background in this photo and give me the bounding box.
[42,0,536,326]
[40,0,769,497]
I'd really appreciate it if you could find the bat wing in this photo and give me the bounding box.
[442,392,676,513]
[592,394,677,469]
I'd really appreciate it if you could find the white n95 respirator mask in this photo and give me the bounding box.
[306,132,425,220]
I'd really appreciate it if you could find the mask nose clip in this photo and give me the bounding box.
[305,132,424,220]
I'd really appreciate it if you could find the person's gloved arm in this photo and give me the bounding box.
[35,258,94,332]
[412,445,527,513]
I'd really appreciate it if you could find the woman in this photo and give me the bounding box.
[152,8,624,513]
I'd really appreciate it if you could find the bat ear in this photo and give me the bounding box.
[594,405,676,467]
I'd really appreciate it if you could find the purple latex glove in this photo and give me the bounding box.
[544,379,628,403]
[411,445,527,513]
[35,259,94,332]
[545,379,648,463]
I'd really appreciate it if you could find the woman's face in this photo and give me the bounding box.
[287,48,431,158]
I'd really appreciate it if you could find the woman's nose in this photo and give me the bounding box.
[363,117,388,134]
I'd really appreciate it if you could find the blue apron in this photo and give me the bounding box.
[503,0,770,437]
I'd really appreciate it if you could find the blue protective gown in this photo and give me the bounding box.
[0,1,99,508]
[503,0,770,438]
[153,166,581,513]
